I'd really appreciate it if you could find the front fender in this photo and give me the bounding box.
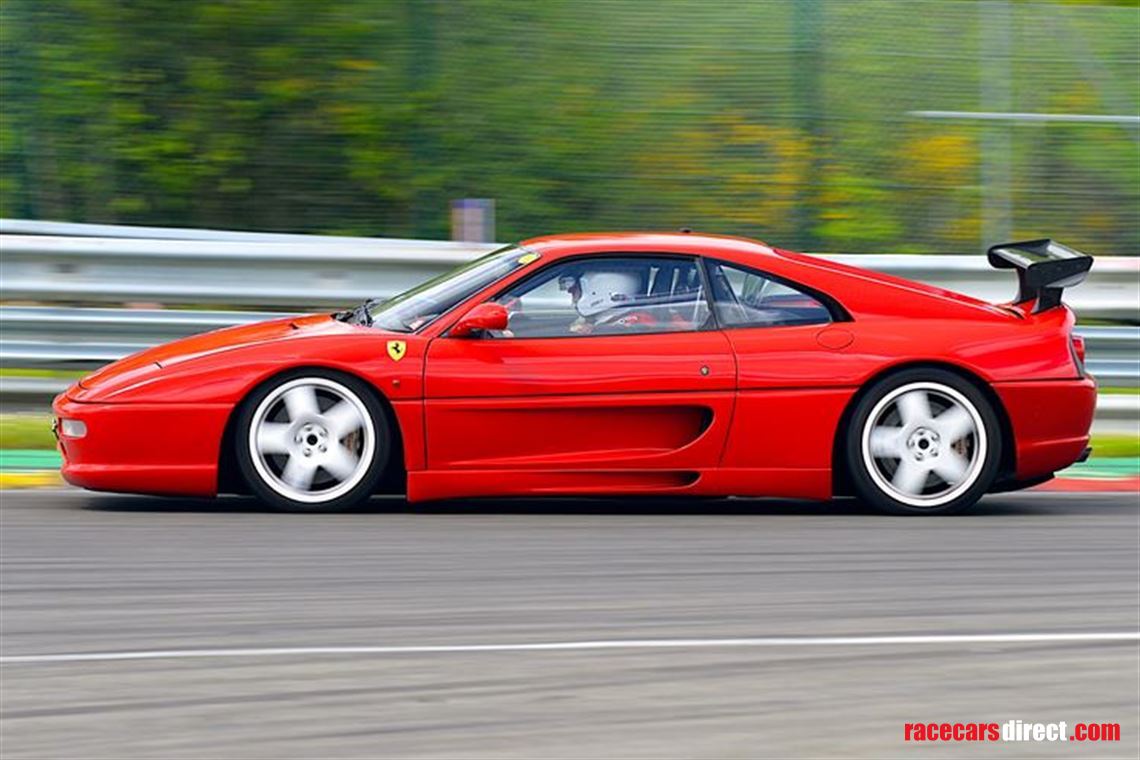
[71,332,426,404]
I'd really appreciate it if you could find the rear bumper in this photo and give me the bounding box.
[993,377,1096,482]
[52,392,231,497]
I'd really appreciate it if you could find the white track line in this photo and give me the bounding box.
[2,632,1137,665]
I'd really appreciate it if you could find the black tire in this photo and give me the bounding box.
[234,368,391,512]
[845,368,1002,515]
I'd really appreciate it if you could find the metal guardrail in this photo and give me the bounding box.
[1,234,486,309]
[1072,327,1140,387]
[0,308,280,367]
[2,224,1138,318]
[1,306,1135,383]
[0,221,1136,434]
[0,218,426,244]
[0,306,283,345]
[1094,394,1140,436]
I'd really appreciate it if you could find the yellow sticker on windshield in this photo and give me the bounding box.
[517,252,540,265]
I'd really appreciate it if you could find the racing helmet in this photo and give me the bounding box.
[575,269,641,317]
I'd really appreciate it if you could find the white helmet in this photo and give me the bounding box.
[575,270,641,317]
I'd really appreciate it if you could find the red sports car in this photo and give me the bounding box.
[52,233,1095,515]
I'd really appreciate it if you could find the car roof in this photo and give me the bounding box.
[519,231,781,262]
[516,232,1012,322]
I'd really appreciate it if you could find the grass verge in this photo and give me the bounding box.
[1099,386,1140,396]
[0,415,57,450]
[1088,434,1140,458]
[0,368,87,380]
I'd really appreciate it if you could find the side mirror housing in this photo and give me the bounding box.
[451,302,509,337]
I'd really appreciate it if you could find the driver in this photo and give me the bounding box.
[565,268,656,334]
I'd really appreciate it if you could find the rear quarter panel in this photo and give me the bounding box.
[721,304,1084,492]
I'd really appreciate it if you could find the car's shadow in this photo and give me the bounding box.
[81,493,870,516]
[75,491,1115,517]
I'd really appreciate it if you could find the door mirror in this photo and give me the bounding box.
[451,302,509,337]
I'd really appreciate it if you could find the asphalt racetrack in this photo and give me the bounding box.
[1,489,1138,758]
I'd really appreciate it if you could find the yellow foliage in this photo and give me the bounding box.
[645,114,812,230]
[338,59,378,72]
[900,134,976,184]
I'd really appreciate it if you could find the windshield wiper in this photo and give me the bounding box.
[335,299,378,326]
[356,299,381,326]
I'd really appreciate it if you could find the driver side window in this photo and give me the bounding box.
[493,256,710,338]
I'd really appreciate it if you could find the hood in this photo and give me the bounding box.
[77,314,354,394]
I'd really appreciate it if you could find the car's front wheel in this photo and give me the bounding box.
[846,369,1001,515]
[235,370,390,512]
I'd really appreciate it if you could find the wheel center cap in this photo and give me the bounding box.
[907,427,940,460]
[293,421,330,457]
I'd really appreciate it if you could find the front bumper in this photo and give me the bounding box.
[53,390,232,497]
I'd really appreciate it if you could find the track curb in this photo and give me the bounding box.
[0,471,64,489]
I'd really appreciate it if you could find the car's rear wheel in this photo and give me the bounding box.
[846,369,1001,515]
[235,370,390,512]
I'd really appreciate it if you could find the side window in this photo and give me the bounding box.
[706,260,832,328]
[493,256,710,338]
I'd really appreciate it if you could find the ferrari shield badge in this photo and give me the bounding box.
[386,340,407,362]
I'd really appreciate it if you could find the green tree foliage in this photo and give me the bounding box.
[1,0,1137,253]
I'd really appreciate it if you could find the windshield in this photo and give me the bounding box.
[368,245,533,332]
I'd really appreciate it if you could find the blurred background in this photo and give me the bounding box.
[0,5,1137,756]
[1,0,1137,252]
[0,0,1136,443]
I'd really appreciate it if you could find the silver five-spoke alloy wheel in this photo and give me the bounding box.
[247,377,377,504]
[860,381,987,508]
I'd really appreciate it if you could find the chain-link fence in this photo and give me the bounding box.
[1,0,1136,253]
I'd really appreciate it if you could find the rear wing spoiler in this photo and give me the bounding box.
[986,239,1092,313]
